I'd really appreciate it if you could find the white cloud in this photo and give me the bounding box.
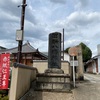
[49,11,100,39]
[0,40,17,49]
[0,0,100,56]
[50,0,67,4]
[48,10,100,56]
[75,0,90,10]
[67,11,100,27]
[64,39,89,48]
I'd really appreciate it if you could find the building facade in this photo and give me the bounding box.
[0,41,47,66]
[85,44,100,74]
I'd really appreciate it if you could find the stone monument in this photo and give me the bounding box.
[45,32,64,74]
[35,32,71,92]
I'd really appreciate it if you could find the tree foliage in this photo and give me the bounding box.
[64,47,70,53]
[79,42,92,62]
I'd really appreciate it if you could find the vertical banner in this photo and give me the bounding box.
[0,53,10,89]
[0,55,2,88]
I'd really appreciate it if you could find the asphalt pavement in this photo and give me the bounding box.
[73,73,100,100]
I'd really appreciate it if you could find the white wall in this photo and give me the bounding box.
[9,67,37,100]
[98,56,100,73]
[92,61,96,73]
[61,52,70,62]
[33,60,70,75]
[97,44,100,55]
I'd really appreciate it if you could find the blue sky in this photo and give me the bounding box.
[0,0,100,56]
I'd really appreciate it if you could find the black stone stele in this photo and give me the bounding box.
[45,32,64,74]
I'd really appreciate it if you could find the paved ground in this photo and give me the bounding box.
[73,73,100,100]
[21,73,100,100]
[84,73,100,83]
[21,89,74,100]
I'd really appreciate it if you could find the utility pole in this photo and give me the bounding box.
[63,28,64,60]
[17,0,27,63]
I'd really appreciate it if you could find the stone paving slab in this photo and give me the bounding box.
[73,78,100,100]
[42,91,74,100]
[20,74,100,100]
[20,89,74,100]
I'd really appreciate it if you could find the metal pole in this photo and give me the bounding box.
[17,0,27,63]
[63,28,64,60]
[73,56,75,87]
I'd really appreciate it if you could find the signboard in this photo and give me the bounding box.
[68,47,78,56]
[16,30,23,41]
[70,60,78,66]
[68,47,78,87]
[0,54,10,89]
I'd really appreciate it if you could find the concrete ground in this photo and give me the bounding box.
[35,91,74,100]
[73,73,100,100]
[20,89,74,100]
[21,73,100,100]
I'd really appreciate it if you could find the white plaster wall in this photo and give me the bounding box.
[9,67,36,100]
[33,60,70,75]
[61,52,70,62]
[97,44,100,55]
[93,61,96,73]
[98,56,100,73]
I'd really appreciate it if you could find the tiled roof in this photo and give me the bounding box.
[93,55,100,59]
[0,46,7,50]
[0,41,37,54]
[0,41,48,59]
[85,55,100,65]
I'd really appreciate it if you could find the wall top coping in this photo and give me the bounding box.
[33,60,70,63]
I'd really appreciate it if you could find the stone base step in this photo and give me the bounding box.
[36,73,70,82]
[37,76,70,83]
[35,82,71,92]
[35,73,71,92]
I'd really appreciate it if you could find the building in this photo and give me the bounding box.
[61,51,70,62]
[0,46,7,50]
[85,56,98,73]
[0,41,48,66]
[85,44,100,74]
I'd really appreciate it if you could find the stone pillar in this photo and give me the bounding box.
[77,45,84,80]
[45,32,64,74]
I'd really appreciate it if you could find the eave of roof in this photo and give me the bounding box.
[0,41,48,59]
[93,55,100,59]
[85,55,100,65]
[0,46,7,50]
[0,42,37,54]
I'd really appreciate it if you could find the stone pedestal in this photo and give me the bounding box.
[35,32,71,92]
[35,73,71,92]
[45,68,64,74]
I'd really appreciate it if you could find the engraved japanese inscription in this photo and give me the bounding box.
[48,32,61,69]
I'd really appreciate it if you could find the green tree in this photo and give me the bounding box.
[79,42,92,62]
[64,47,70,53]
